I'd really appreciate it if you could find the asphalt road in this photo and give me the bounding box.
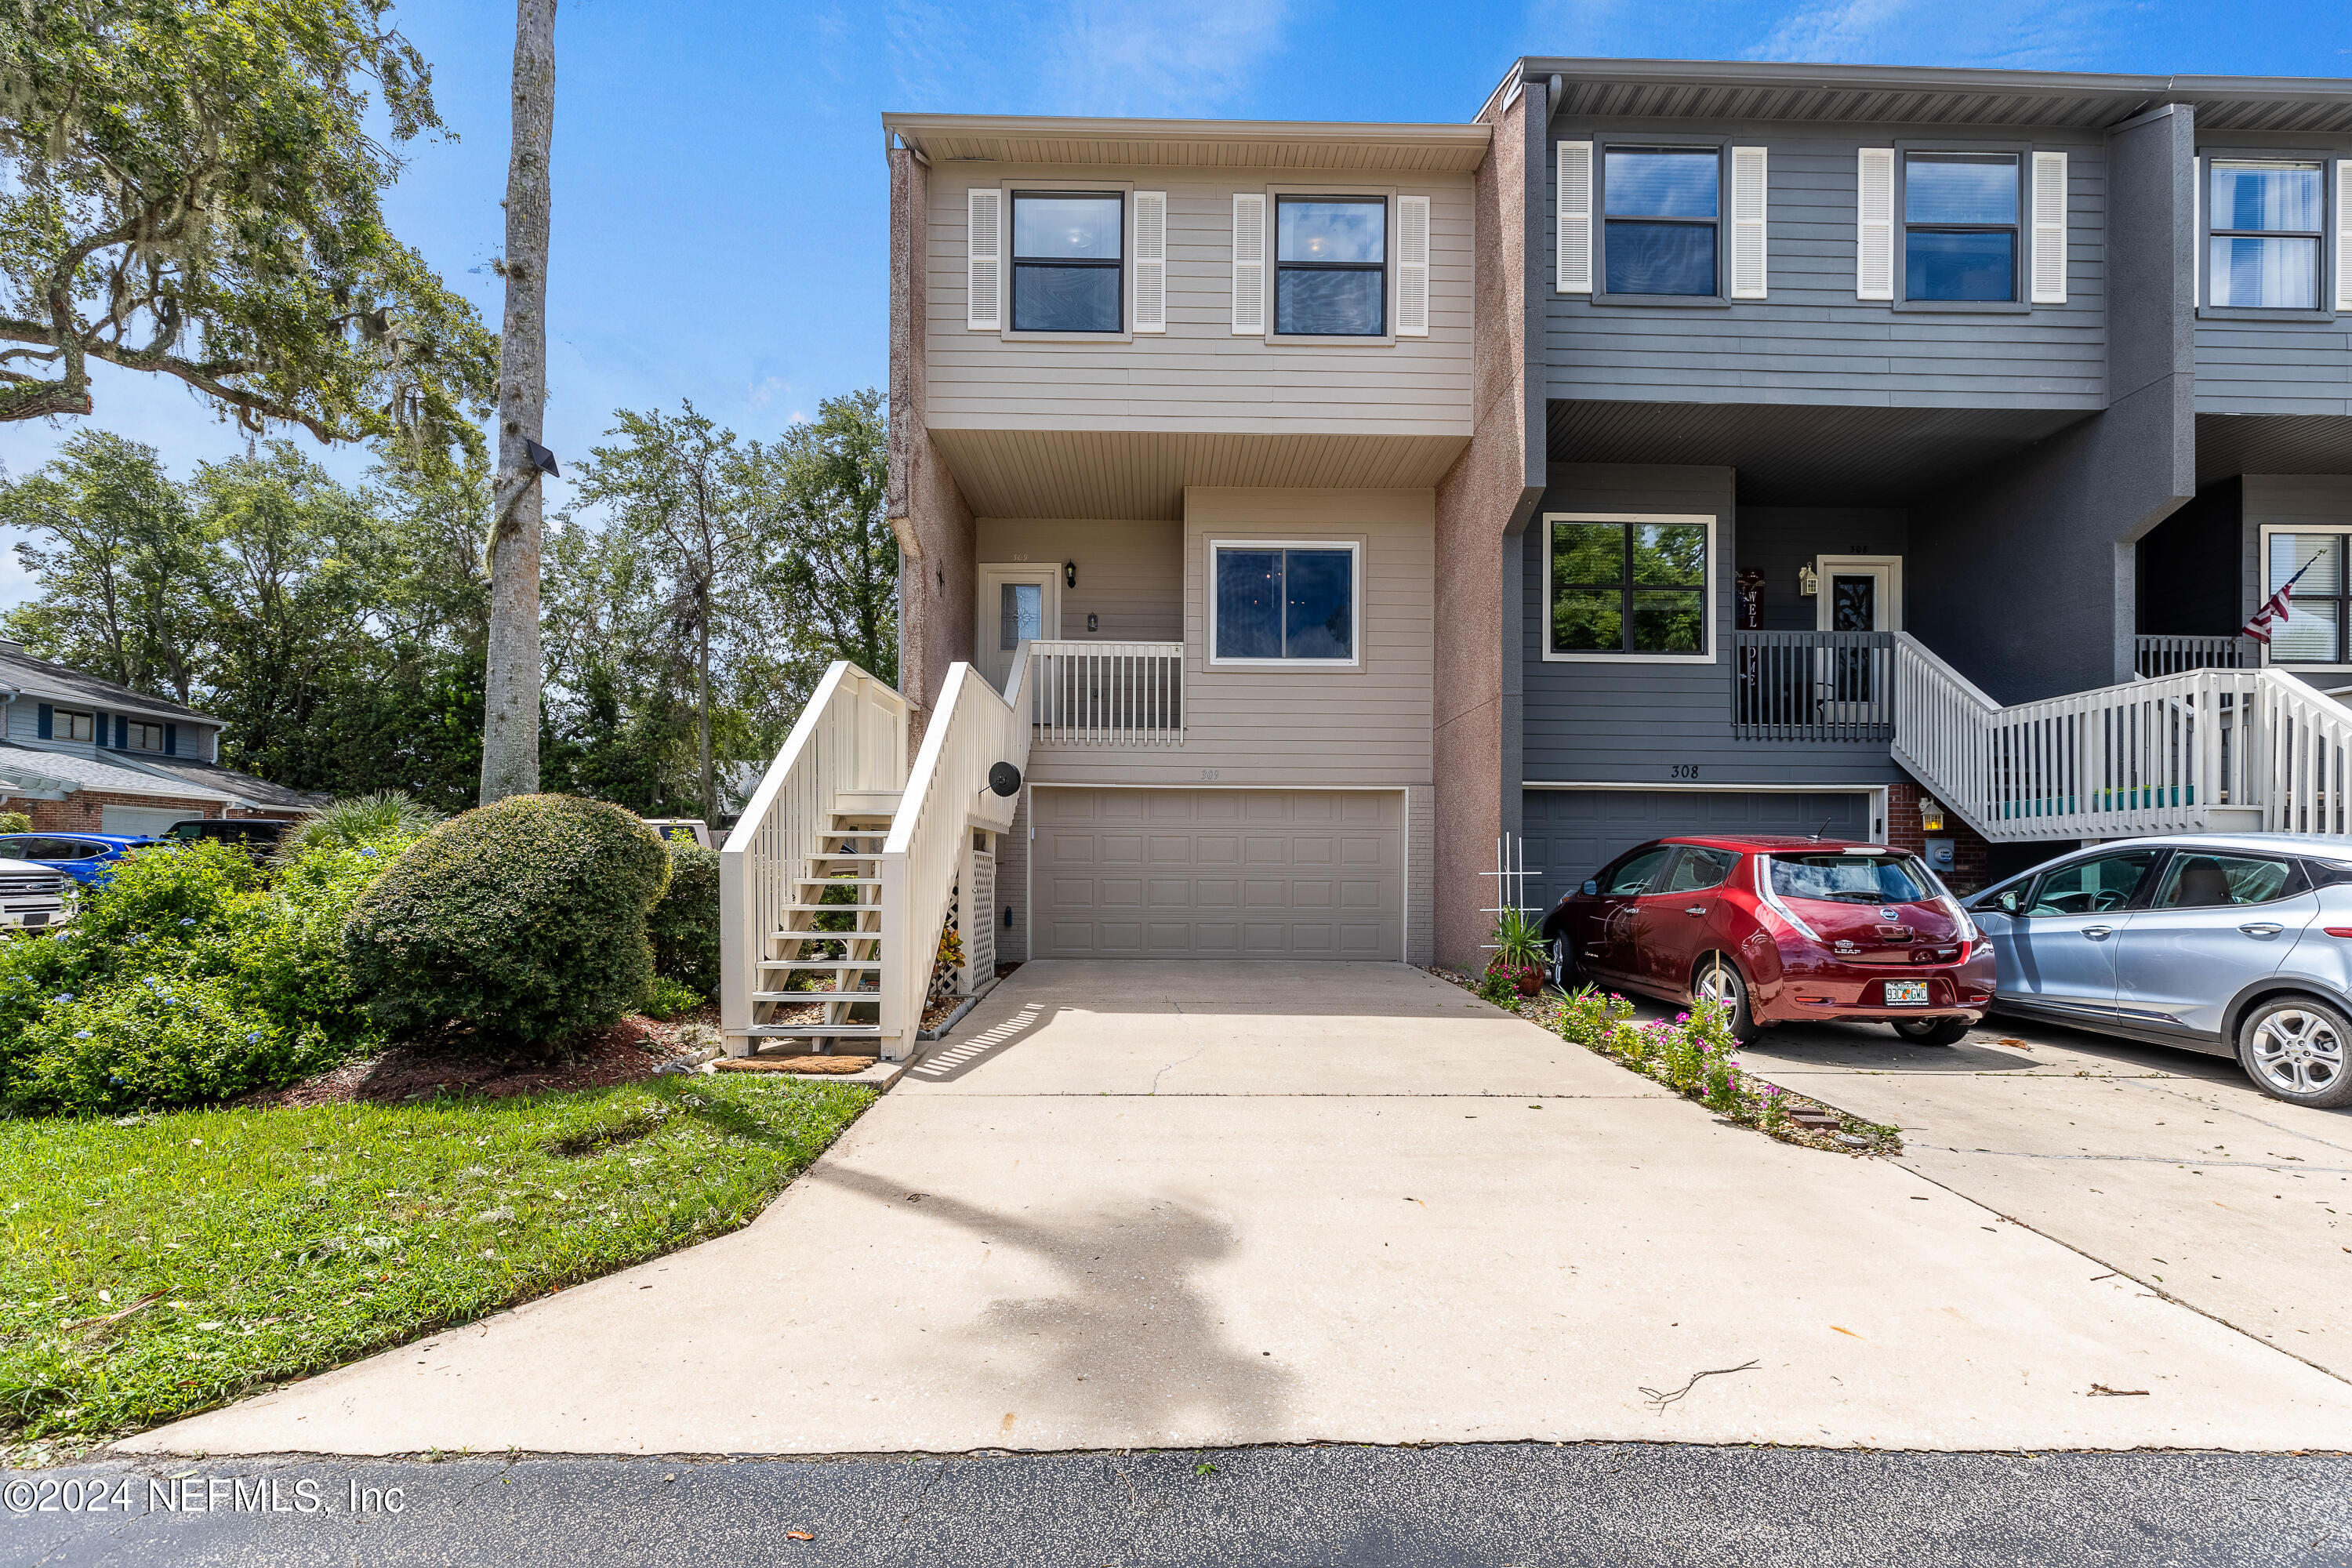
[6,1444,2351,1567]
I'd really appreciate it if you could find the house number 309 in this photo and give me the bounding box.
[1669,764,1700,780]
[1200,768,1221,781]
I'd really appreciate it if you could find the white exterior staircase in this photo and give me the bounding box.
[721,652,1031,1062]
[1893,633,2352,844]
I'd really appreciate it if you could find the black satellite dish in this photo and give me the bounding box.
[985,761,1022,798]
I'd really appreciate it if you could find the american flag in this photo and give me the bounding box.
[2242,558,2318,644]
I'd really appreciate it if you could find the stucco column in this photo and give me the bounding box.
[887,143,977,746]
[1432,78,1548,969]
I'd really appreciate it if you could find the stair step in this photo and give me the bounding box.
[796,876,882,886]
[771,903,880,914]
[758,958,881,969]
[743,1024,884,1039]
[807,851,881,861]
[832,789,901,815]
[753,990,878,1002]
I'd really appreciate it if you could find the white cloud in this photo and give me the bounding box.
[1744,0,2125,69]
[746,374,789,412]
[887,0,1290,115]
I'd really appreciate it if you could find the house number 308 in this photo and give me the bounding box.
[1669,764,1700,780]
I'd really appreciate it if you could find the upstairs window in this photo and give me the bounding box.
[124,720,166,752]
[1210,543,1358,663]
[49,709,93,742]
[1011,192,1123,332]
[2209,160,2323,310]
[1905,152,2019,301]
[1275,198,1385,336]
[1603,147,1719,296]
[1546,517,1711,661]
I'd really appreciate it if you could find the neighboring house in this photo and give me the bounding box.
[0,641,322,834]
[718,59,2352,1061]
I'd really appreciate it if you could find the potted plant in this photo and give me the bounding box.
[1486,906,1548,996]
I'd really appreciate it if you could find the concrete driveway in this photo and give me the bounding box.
[125,962,2352,1458]
[1739,1011,2352,1381]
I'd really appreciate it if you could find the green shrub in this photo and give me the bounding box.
[275,791,445,865]
[0,836,408,1116]
[647,837,720,996]
[641,975,705,1022]
[230,836,416,1053]
[0,811,27,837]
[344,794,673,1048]
[7,975,336,1115]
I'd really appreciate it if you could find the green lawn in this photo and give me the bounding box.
[0,1076,873,1449]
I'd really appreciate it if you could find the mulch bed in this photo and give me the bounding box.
[245,1005,722,1108]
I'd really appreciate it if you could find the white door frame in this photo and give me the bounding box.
[1813,555,1903,633]
[975,563,1062,695]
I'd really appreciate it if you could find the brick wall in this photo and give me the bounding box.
[1886,777,1991,893]
[0,791,223,831]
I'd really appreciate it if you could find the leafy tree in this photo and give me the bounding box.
[757,389,896,688]
[568,403,760,823]
[0,430,209,701]
[0,0,494,449]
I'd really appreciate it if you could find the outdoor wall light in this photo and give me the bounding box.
[1063,559,1077,588]
[1798,564,1820,597]
[1919,799,1947,833]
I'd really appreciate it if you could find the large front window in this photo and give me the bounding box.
[2208,160,2323,310]
[1210,543,1357,662]
[1275,198,1385,336]
[1547,517,1710,659]
[2266,531,2351,663]
[1603,147,1719,296]
[1905,152,2019,301]
[1011,192,1123,332]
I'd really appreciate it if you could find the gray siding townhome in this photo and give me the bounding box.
[1493,59,2352,927]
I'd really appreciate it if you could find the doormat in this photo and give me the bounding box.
[713,1054,880,1075]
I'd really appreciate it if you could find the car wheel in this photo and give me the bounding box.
[1890,1017,1971,1047]
[2237,996,2352,1109]
[1691,953,1757,1041]
[1548,934,1579,993]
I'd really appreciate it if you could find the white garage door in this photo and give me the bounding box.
[100,805,194,837]
[1033,789,1402,960]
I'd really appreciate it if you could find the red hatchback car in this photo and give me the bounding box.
[1539,834,1997,1044]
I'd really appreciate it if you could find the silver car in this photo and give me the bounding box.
[1965,833,2352,1108]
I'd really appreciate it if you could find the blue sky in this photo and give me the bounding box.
[2,0,2348,607]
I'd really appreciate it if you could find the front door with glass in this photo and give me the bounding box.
[975,564,1062,696]
[1813,555,1901,721]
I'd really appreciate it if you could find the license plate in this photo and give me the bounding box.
[20,913,44,927]
[1885,980,1929,1007]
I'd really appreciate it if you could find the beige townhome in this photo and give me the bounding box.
[720,112,1505,1061]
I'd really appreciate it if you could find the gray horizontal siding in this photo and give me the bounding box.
[1520,466,1904,788]
[1544,127,2107,410]
[2193,324,2352,416]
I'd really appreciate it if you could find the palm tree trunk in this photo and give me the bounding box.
[479,0,556,804]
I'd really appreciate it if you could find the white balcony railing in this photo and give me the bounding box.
[1027,639,1183,746]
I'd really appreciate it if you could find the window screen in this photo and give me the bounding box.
[2208,161,2323,310]
[1905,152,2019,301]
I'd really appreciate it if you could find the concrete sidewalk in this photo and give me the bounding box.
[124,963,2352,1457]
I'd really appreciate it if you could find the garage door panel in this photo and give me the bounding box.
[1522,789,1871,914]
[1036,789,1402,960]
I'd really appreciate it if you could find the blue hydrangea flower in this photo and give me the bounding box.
[179,917,195,927]
[359,848,379,858]
[73,1030,92,1039]
[245,1031,260,1043]
[52,993,71,1004]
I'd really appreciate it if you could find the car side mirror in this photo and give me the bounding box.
[1581,880,1599,897]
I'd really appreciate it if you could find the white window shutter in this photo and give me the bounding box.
[1557,140,1593,293]
[1133,191,1167,332]
[967,187,1001,331]
[2337,161,2352,311]
[1396,194,1430,336]
[1857,148,1894,301]
[1729,146,1767,299]
[2031,151,2068,305]
[1231,193,1265,334]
